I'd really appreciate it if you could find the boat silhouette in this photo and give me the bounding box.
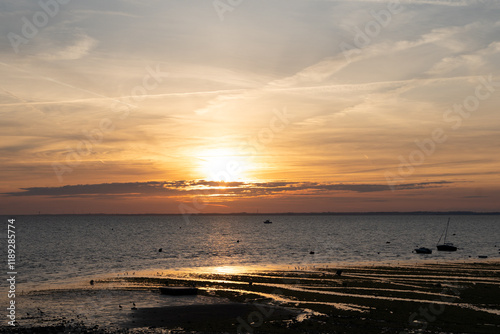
[436,218,457,251]
[415,247,432,254]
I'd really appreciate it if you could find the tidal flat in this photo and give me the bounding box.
[3,260,499,333]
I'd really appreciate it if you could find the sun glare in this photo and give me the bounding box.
[212,266,246,275]
[197,148,249,182]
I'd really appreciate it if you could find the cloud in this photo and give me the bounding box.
[38,33,97,60]
[191,19,485,116]
[3,180,454,197]
[426,40,500,76]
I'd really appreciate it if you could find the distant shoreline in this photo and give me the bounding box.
[4,211,500,216]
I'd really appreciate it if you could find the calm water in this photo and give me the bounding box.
[2,214,499,291]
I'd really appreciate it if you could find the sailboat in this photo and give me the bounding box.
[436,218,457,251]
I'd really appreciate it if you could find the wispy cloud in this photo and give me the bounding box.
[426,40,500,76]
[192,20,489,117]
[40,33,97,60]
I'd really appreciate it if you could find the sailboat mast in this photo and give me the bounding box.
[436,217,457,251]
[437,217,450,245]
[443,217,450,243]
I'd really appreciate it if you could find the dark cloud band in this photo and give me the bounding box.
[3,180,453,197]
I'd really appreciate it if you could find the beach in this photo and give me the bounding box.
[3,259,499,333]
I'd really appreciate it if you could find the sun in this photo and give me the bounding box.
[197,148,249,182]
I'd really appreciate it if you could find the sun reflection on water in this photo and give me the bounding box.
[211,265,248,275]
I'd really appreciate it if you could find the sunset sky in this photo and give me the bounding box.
[1,0,499,214]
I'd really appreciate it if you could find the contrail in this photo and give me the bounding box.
[0,61,135,108]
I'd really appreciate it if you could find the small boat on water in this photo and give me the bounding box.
[415,247,432,254]
[437,244,457,251]
[263,219,272,224]
[436,218,457,252]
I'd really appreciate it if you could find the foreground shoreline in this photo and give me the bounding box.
[15,256,500,294]
[3,260,500,333]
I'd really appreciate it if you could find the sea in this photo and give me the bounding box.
[2,214,499,292]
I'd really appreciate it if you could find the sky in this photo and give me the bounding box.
[1,0,499,214]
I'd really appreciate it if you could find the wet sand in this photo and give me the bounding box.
[2,260,499,333]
